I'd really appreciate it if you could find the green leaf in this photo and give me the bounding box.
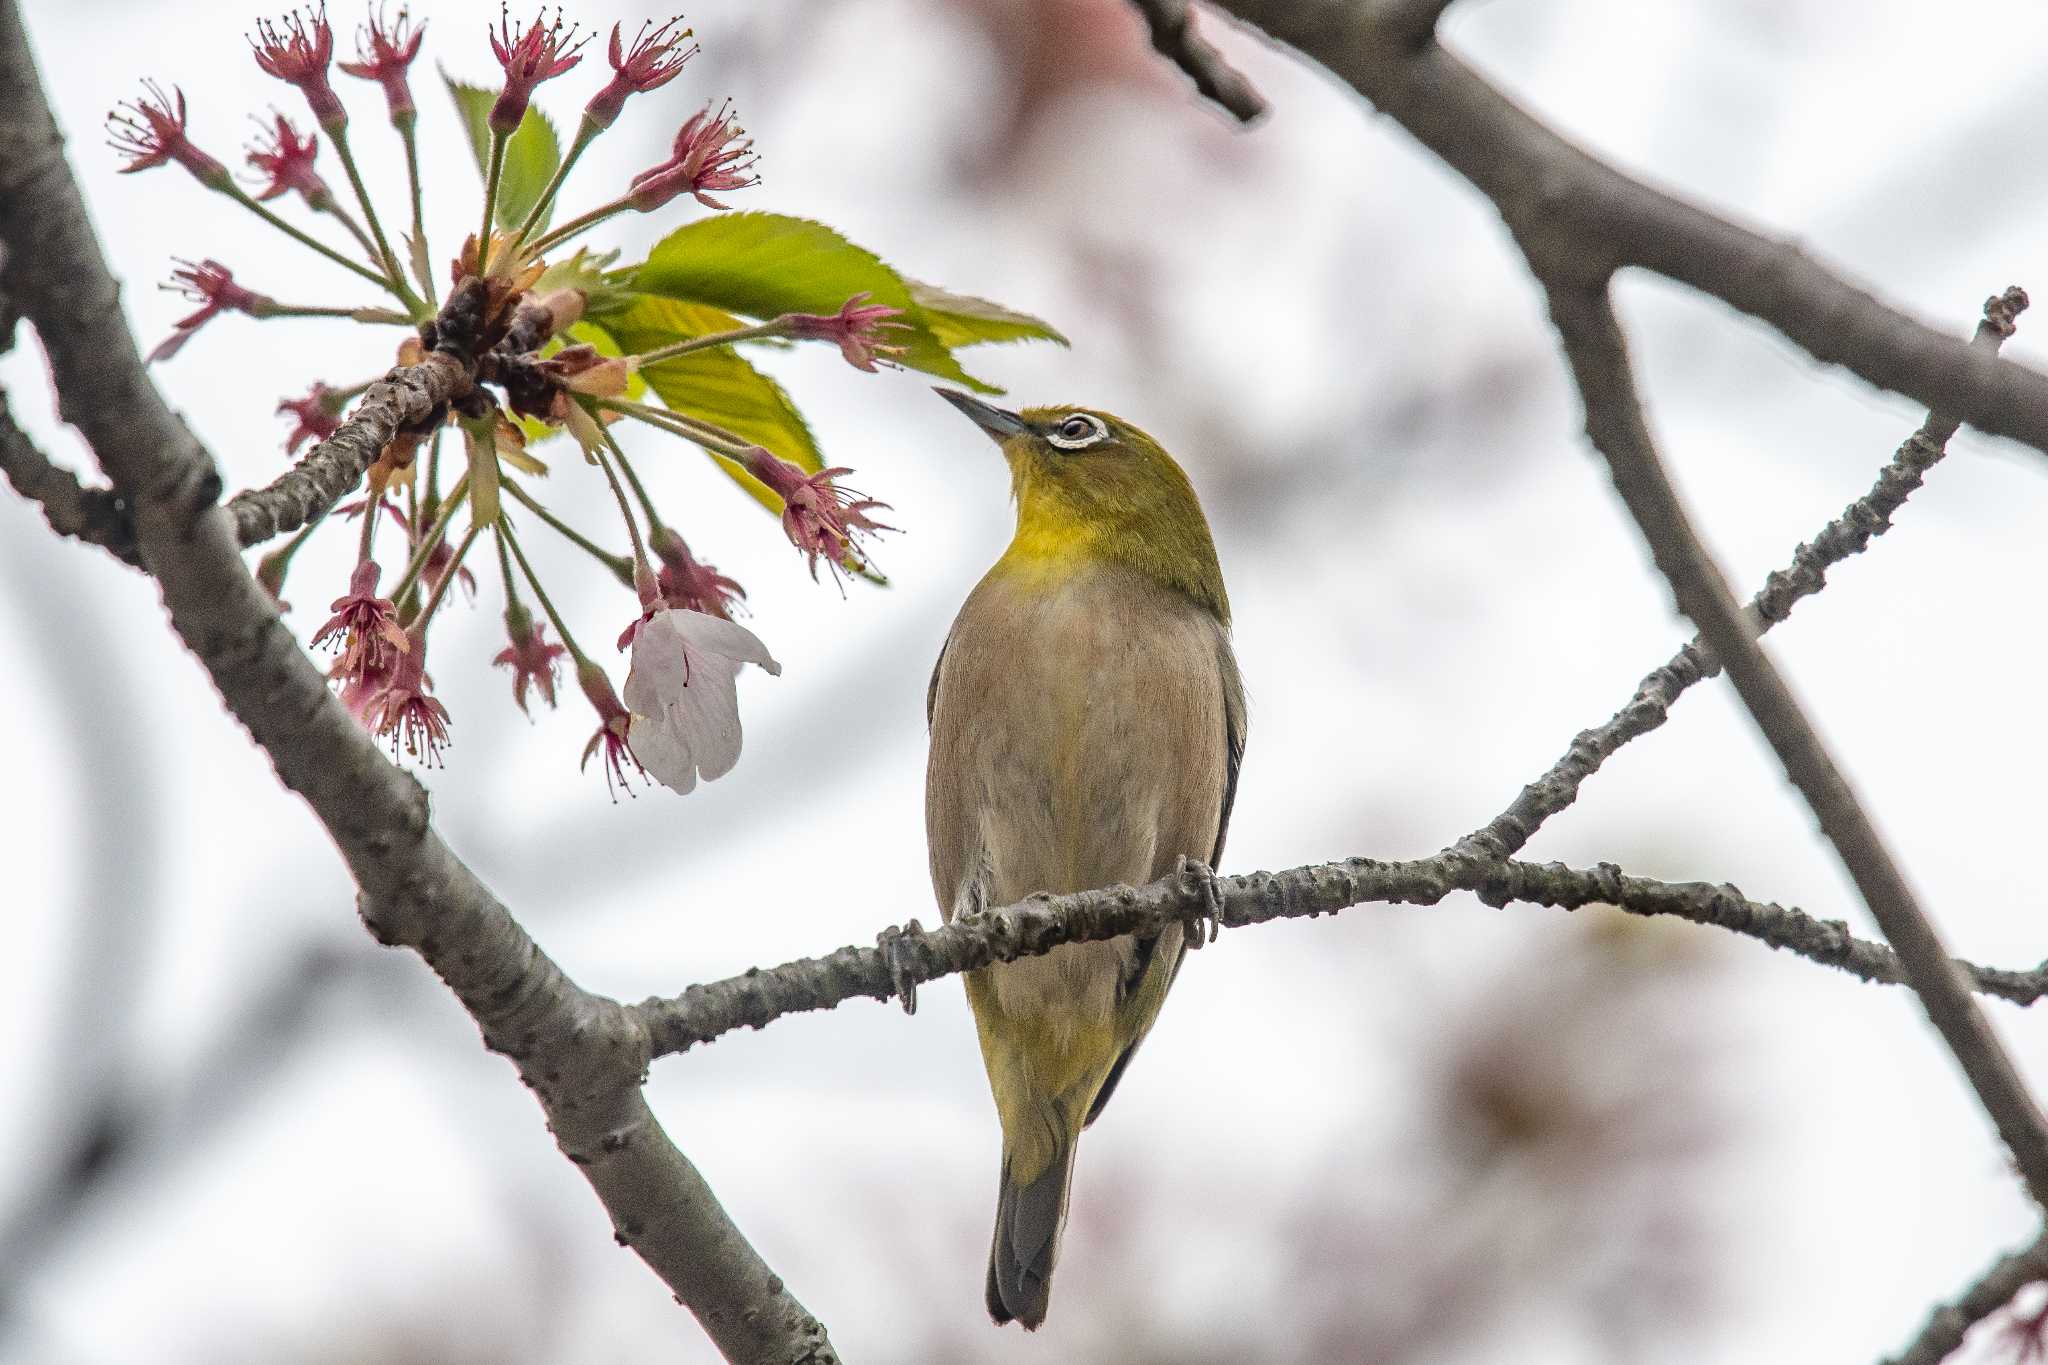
[625,211,1004,394]
[907,279,1068,349]
[599,296,825,515]
[442,72,563,232]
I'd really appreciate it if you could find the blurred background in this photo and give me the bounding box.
[5,0,2048,1360]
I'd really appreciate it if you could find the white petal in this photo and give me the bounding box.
[629,711,700,795]
[672,609,782,676]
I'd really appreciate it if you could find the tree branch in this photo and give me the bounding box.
[1128,0,1268,122]
[0,8,836,1361]
[636,854,2048,1059]
[1455,286,2029,864]
[1539,274,2048,1210]
[1203,0,2048,463]
[0,388,138,565]
[1882,1226,2048,1365]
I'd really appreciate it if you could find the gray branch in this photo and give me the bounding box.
[1539,275,2048,1207]
[1128,0,1269,122]
[226,350,469,547]
[0,7,836,1361]
[1882,1227,2048,1365]
[636,856,2048,1059]
[1202,0,2048,462]
[1455,287,2028,864]
[0,389,138,565]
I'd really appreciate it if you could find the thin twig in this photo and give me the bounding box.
[1455,286,2029,864]
[1128,0,1268,122]
[1540,275,2048,1210]
[634,854,2048,1060]
[1204,0,2048,462]
[1882,1226,2048,1365]
[0,391,138,565]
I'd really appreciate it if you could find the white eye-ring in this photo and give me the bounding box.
[1047,412,1108,450]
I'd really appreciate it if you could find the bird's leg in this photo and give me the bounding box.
[877,918,926,1016]
[1176,856,1225,951]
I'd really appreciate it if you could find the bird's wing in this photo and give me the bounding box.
[1086,632,1245,1129]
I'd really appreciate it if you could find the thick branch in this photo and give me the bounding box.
[1204,1,2048,462]
[0,8,834,1361]
[1456,287,2029,863]
[0,390,138,564]
[1128,0,1268,122]
[637,855,2048,1059]
[1883,1227,2048,1365]
[1540,276,2048,1210]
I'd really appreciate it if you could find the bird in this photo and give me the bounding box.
[926,389,1245,1330]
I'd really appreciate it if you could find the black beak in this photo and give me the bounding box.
[935,388,1027,444]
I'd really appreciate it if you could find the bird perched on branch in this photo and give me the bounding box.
[927,390,1245,1330]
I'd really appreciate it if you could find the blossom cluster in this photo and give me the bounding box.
[109,4,934,798]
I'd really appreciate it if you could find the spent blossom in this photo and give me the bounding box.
[149,260,277,363]
[652,526,744,619]
[489,6,587,133]
[107,82,230,188]
[783,293,910,372]
[251,5,346,129]
[359,628,451,763]
[494,606,566,715]
[585,17,695,128]
[622,607,779,795]
[742,447,893,583]
[338,3,425,120]
[628,101,756,211]
[245,112,331,205]
[578,661,643,797]
[277,382,345,452]
[311,559,408,688]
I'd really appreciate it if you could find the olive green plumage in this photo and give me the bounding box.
[926,393,1246,1330]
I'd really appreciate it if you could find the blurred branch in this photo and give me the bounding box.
[1455,288,2028,864]
[1883,1227,2048,1365]
[1127,0,1268,122]
[1201,0,2048,461]
[1539,273,2048,1210]
[636,855,2048,1058]
[0,8,837,1363]
[0,390,138,565]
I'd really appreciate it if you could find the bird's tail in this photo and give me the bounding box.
[985,1127,1080,1330]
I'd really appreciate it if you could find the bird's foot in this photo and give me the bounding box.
[876,918,926,1015]
[1176,856,1225,951]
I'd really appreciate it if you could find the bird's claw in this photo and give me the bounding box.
[1177,856,1224,951]
[877,918,925,1016]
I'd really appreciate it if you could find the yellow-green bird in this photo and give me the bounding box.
[927,391,1246,1330]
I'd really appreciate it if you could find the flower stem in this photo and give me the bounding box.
[589,425,651,575]
[327,123,424,317]
[525,197,629,258]
[396,112,435,304]
[499,518,589,664]
[356,482,381,560]
[601,398,755,458]
[389,469,470,605]
[479,129,509,272]
[409,522,481,633]
[502,475,634,585]
[601,428,666,535]
[512,119,599,249]
[315,196,380,263]
[222,184,400,295]
[495,520,525,614]
[632,320,788,367]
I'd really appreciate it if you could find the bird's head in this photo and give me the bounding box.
[936,389,1229,623]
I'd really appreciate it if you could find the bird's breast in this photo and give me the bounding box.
[926,561,1230,1020]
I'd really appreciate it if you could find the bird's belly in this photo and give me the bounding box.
[938,585,1223,1027]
